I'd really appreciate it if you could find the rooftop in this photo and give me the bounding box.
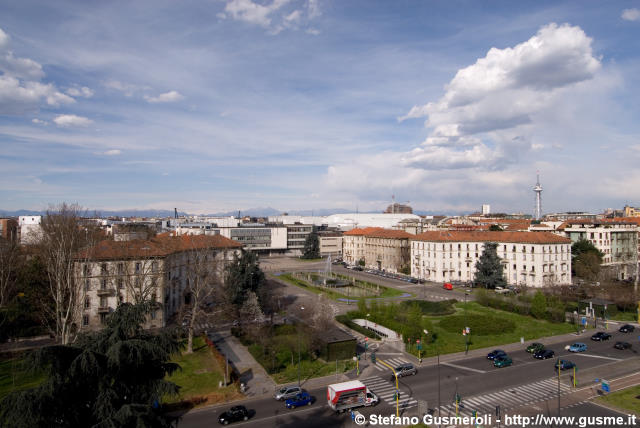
[411,230,571,244]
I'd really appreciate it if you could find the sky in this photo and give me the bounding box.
[1,1,640,215]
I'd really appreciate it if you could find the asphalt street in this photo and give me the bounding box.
[178,326,640,427]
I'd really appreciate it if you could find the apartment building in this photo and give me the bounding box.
[75,234,242,331]
[318,231,343,259]
[559,219,638,280]
[343,228,412,273]
[0,218,18,241]
[410,231,572,288]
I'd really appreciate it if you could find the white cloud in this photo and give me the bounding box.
[53,114,93,127]
[0,75,74,114]
[31,118,48,125]
[144,90,184,103]
[0,27,73,114]
[622,8,640,21]
[0,28,8,48]
[66,86,94,98]
[102,79,143,96]
[221,0,319,33]
[100,149,121,156]
[400,23,600,169]
[306,28,320,36]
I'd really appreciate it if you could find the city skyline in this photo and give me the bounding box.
[1,1,640,215]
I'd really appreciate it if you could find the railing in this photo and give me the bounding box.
[97,288,116,296]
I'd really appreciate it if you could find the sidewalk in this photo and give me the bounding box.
[207,330,276,398]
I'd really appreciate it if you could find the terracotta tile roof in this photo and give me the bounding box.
[557,218,639,230]
[411,230,571,244]
[76,234,242,260]
[343,227,412,239]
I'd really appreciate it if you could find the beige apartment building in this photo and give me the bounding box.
[75,234,242,331]
[343,228,412,273]
[318,231,343,259]
[411,231,572,287]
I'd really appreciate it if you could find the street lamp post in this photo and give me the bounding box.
[464,291,470,354]
[298,306,304,386]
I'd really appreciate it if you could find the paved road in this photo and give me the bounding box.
[178,326,640,427]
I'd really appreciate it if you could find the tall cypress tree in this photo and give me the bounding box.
[0,302,181,428]
[473,242,506,289]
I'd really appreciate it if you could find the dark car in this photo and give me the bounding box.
[487,349,507,360]
[526,343,544,353]
[218,405,249,425]
[614,341,632,350]
[554,359,575,371]
[494,356,513,368]
[534,349,555,359]
[619,324,635,333]
[591,332,612,341]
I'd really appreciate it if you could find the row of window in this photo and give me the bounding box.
[83,261,160,276]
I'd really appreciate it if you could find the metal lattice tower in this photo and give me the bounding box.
[533,172,543,220]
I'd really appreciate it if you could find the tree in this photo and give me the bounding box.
[530,291,547,319]
[0,302,181,428]
[301,231,320,259]
[224,251,265,308]
[473,242,506,289]
[489,224,503,231]
[182,241,226,354]
[37,203,102,344]
[571,239,604,280]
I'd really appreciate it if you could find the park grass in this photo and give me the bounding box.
[276,273,408,302]
[406,302,577,357]
[0,355,46,401]
[597,384,640,416]
[165,336,240,405]
[272,358,356,384]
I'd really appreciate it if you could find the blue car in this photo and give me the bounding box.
[285,392,313,409]
[487,349,507,360]
[569,342,587,352]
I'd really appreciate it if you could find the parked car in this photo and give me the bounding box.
[443,282,453,290]
[591,332,612,341]
[285,392,313,409]
[614,341,632,350]
[534,349,555,359]
[619,324,635,333]
[275,386,303,401]
[554,359,575,371]
[526,343,545,353]
[392,363,417,378]
[569,342,587,353]
[487,349,507,360]
[494,356,513,368]
[218,405,250,425]
[494,287,512,295]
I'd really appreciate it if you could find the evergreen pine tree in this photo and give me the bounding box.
[0,302,181,428]
[473,242,506,289]
[301,232,320,259]
[225,251,265,307]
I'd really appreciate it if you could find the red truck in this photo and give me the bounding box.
[327,380,378,413]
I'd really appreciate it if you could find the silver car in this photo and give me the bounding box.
[393,363,417,378]
[274,386,303,401]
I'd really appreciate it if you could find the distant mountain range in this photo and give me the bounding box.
[0,207,454,218]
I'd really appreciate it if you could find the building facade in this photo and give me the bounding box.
[410,231,572,287]
[342,228,412,272]
[318,232,343,258]
[0,218,18,241]
[559,220,638,280]
[75,234,242,331]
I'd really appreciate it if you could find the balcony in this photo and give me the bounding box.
[97,288,116,296]
[98,306,112,313]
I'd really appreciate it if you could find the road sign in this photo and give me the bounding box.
[417,344,423,350]
[602,380,610,393]
[582,317,587,326]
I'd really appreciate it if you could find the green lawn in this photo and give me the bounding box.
[276,273,407,302]
[0,356,46,401]
[598,384,640,415]
[409,302,577,357]
[271,358,355,384]
[165,336,239,404]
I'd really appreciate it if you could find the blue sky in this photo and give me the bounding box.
[1,1,640,215]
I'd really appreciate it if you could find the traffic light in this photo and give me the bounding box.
[371,352,376,364]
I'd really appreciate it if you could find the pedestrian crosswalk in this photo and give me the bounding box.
[361,375,418,409]
[440,377,573,418]
[370,357,412,372]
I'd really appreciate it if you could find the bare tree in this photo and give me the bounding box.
[38,203,101,344]
[0,238,19,311]
[121,258,163,305]
[183,242,226,354]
